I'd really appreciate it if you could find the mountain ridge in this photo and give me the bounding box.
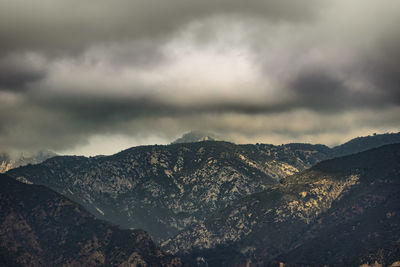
[163,143,400,266]
[5,132,400,245]
[7,141,330,242]
[331,131,400,157]
[0,173,183,266]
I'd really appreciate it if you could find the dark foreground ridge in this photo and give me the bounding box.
[0,174,182,267]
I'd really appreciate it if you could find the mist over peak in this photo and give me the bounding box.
[171,131,218,144]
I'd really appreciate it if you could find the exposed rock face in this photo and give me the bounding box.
[162,144,400,266]
[0,160,13,173]
[7,141,330,242]
[0,150,56,173]
[0,174,182,267]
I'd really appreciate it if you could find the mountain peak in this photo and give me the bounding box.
[171,131,217,144]
[0,150,57,173]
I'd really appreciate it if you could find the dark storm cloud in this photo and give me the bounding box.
[0,0,399,154]
[365,43,400,105]
[0,67,44,91]
[0,54,46,90]
[0,0,320,56]
[285,33,400,111]
[288,70,390,112]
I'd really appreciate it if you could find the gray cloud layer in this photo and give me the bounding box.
[0,0,319,55]
[0,0,399,155]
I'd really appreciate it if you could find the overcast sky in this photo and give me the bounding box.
[0,0,399,156]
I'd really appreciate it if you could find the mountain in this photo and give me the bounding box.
[0,173,182,266]
[162,144,400,266]
[332,131,400,157]
[173,131,400,155]
[171,131,217,144]
[7,141,330,242]
[5,132,400,251]
[0,150,57,173]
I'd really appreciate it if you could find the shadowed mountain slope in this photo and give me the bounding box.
[0,173,182,267]
[331,131,400,157]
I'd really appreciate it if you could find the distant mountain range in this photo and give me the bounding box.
[172,131,400,157]
[0,173,183,266]
[3,131,400,266]
[331,131,400,157]
[0,150,57,173]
